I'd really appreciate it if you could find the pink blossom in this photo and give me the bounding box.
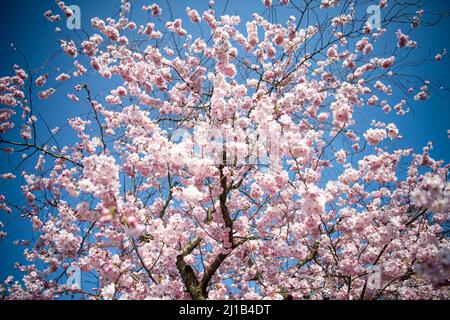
[379,0,388,9]
[104,26,120,42]
[335,149,347,164]
[67,93,79,102]
[60,40,78,57]
[55,73,70,82]
[186,7,201,23]
[396,29,416,48]
[143,3,161,16]
[38,88,56,100]
[321,0,339,9]
[364,128,387,146]
[100,283,116,300]
[1,173,16,180]
[0,2,448,302]
[35,74,48,87]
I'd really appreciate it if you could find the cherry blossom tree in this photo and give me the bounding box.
[0,0,449,300]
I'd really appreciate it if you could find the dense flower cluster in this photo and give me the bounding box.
[0,0,448,300]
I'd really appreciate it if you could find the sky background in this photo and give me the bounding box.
[0,0,449,286]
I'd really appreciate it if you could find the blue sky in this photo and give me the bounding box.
[0,0,449,286]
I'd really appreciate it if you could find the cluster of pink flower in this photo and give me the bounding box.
[142,3,161,17]
[60,40,78,57]
[166,19,187,37]
[414,247,450,286]
[364,128,387,146]
[0,0,448,301]
[38,88,56,100]
[396,29,417,48]
[0,67,27,108]
[321,0,339,9]
[55,0,73,17]
[44,10,61,23]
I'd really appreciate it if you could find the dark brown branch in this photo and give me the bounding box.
[82,85,106,153]
[131,238,159,285]
[0,139,83,168]
[296,242,319,269]
[175,236,205,300]
[199,252,229,297]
